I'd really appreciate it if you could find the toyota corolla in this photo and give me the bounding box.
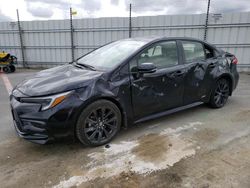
[10,37,239,146]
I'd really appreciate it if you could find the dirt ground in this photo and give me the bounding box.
[0,70,250,188]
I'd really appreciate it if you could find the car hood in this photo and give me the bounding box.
[15,64,104,97]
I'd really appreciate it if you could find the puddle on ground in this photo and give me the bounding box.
[231,109,250,122]
[54,123,199,188]
[132,133,171,163]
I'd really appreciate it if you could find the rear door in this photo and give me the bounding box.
[180,40,217,105]
[130,40,186,119]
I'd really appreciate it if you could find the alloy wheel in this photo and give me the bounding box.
[84,107,118,144]
[213,79,230,107]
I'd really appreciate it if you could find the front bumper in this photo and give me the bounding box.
[10,90,84,144]
[11,96,53,144]
[12,119,49,144]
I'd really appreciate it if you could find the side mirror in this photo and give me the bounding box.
[137,62,156,73]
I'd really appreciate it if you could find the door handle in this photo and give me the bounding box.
[208,63,216,68]
[173,70,185,77]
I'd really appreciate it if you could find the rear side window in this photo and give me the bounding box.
[182,41,205,62]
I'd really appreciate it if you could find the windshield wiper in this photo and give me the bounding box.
[73,62,96,71]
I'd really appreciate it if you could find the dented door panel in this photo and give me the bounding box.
[131,65,186,119]
[183,59,212,104]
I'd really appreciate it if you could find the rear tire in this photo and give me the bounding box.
[209,78,230,108]
[76,100,121,147]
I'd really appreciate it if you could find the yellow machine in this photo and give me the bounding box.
[0,51,17,73]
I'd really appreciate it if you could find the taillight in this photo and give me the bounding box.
[232,57,238,64]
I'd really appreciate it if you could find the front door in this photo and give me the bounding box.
[130,40,186,119]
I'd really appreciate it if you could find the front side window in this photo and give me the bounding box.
[182,41,205,62]
[133,41,178,70]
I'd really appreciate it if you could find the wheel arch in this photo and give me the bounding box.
[216,73,233,96]
[73,96,127,137]
[98,96,127,129]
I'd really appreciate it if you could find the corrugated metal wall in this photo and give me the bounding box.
[0,12,249,70]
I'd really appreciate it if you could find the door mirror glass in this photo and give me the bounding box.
[137,62,156,73]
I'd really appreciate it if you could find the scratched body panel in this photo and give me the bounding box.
[9,37,239,144]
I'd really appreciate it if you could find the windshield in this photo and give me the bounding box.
[77,40,146,71]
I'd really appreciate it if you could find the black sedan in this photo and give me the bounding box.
[10,37,239,146]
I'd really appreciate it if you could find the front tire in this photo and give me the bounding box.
[209,78,230,108]
[3,66,11,73]
[76,100,121,146]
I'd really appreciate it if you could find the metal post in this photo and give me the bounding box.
[70,7,75,62]
[129,3,132,38]
[204,0,211,41]
[16,9,27,68]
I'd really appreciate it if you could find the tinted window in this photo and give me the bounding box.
[136,41,178,69]
[182,41,205,62]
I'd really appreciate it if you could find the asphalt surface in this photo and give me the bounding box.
[0,69,250,188]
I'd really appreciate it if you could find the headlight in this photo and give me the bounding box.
[20,91,72,111]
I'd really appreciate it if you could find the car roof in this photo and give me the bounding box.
[120,36,219,53]
[121,36,209,44]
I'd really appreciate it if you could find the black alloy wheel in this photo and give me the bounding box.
[210,78,230,108]
[76,100,121,146]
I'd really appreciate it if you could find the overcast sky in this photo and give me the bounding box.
[0,0,250,22]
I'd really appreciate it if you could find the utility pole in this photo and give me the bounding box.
[70,7,75,62]
[204,0,211,41]
[16,9,27,68]
[129,3,132,38]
